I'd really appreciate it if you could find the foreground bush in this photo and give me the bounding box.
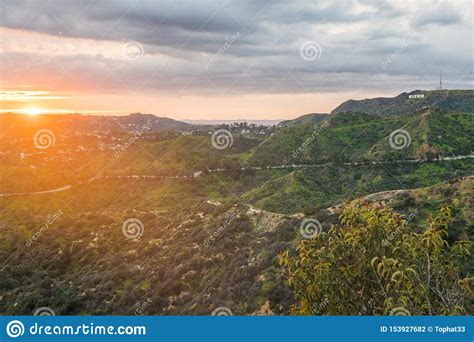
[280,204,472,315]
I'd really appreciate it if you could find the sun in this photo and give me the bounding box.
[23,107,44,115]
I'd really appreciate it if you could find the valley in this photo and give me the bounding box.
[0,90,472,315]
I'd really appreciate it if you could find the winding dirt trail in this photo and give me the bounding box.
[1,153,472,196]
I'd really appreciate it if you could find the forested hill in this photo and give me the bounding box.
[0,112,196,136]
[330,89,474,116]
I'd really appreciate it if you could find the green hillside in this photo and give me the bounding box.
[354,176,473,242]
[1,170,471,315]
[277,113,329,127]
[239,159,473,214]
[366,108,474,160]
[0,96,472,316]
[249,109,473,166]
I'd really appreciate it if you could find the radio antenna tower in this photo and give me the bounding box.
[438,71,443,90]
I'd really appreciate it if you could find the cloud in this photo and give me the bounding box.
[412,2,464,28]
[0,0,472,101]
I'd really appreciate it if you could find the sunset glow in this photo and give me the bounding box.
[23,107,44,115]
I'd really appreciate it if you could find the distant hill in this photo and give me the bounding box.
[0,112,195,138]
[331,89,474,116]
[277,113,329,127]
[184,119,282,126]
[116,113,195,131]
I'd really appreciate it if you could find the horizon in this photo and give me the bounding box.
[1,88,468,121]
[1,0,472,120]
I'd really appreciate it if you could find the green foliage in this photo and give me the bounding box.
[0,102,472,316]
[278,113,329,127]
[280,204,472,315]
[250,109,473,166]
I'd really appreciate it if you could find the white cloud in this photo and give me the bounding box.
[0,0,472,97]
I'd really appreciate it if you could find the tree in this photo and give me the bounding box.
[279,203,472,315]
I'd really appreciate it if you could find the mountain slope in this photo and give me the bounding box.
[345,175,473,241]
[277,113,329,127]
[239,159,473,214]
[331,89,474,116]
[365,108,474,160]
[1,170,471,315]
[249,109,473,167]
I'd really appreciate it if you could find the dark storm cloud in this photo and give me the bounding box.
[411,2,464,28]
[1,0,472,94]
[0,0,405,52]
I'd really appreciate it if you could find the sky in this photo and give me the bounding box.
[0,0,472,120]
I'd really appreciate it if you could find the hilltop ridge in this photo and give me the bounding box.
[330,89,474,116]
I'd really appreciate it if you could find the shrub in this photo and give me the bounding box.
[279,203,472,315]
